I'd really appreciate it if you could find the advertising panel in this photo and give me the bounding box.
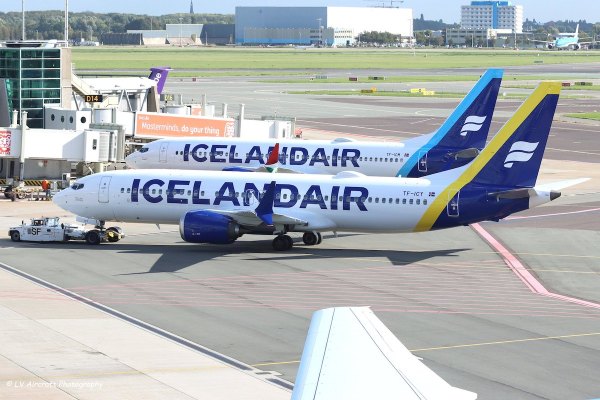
[0,129,11,156]
[135,112,235,138]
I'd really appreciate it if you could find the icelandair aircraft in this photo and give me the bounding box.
[532,24,592,50]
[292,307,477,400]
[54,82,583,251]
[125,69,503,178]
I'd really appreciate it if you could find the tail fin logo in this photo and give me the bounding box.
[460,115,487,136]
[503,141,539,168]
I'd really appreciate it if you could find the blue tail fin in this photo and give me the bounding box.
[466,82,560,188]
[148,66,172,94]
[398,69,503,177]
[415,82,561,233]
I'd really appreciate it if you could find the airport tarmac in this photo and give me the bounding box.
[2,68,600,399]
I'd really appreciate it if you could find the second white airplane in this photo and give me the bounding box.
[125,69,503,177]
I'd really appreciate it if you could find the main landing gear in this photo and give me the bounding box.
[271,231,323,251]
[272,234,293,251]
[302,231,322,246]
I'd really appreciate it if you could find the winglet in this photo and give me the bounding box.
[266,143,280,165]
[255,181,276,226]
[265,144,280,173]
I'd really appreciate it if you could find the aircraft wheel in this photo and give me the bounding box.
[273,235,293,251]
[106,227,122,243]
[85,230,101,245]
[10,231,20,242]
[316,232,322,245]
[302,231,319,246]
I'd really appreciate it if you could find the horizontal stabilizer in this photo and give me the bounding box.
[451,147,480,160]
[487,188,532,201]
[292,307,477,400]
[534,178,590,192]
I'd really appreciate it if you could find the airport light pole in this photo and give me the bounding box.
[65,0,69,45]
[22,0,25,40]
[179,17,183,47]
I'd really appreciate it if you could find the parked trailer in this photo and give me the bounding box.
[8,217,123,245]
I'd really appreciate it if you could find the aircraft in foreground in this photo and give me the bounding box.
[291,307,477,400]
[125,69,503,178]
[531,24,592,50]
[53,82,583,251]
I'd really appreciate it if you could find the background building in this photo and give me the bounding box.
[0,41,72,128]
[235,6,413,46]
[461,1,523,33]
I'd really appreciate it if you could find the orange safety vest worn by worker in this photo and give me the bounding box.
[41,180,49,191]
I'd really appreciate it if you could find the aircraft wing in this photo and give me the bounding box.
[530,39,552,44]
[291,307,477,400]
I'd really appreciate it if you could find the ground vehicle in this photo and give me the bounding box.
[8,217,123,245]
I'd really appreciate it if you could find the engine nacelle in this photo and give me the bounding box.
[573,43,580,50]
[547,43,554,49]
[179,210,240,244]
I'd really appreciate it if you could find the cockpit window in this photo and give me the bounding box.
[139,147,149,153]
[71,183,85,190]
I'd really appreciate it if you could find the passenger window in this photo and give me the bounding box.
[423,199,428,205]
[382,198,386,203]
[416,199,420,205]
[120,188,124,193]
[409,199,414,205]
[368,197,372,203]
[402,198,407,204]
[395,198,399,204]
[283,193,288,199]
[127,188,131,193]
[375,198,379,203]
[324,195,329,201]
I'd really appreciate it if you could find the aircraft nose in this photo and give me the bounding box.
[52,188,70,210]
[124,152,137,167]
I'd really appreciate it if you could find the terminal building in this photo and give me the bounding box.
[461,1,523,33]
[235,6,413,46]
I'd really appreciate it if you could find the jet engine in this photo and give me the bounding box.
[547,43,554,49]
[573,43,580,50]
[179,210,240,244]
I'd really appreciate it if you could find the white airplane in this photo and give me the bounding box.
[125,69,503,178]
[291,307,477,400]
[531,24,592,50]
[53,82,584,251]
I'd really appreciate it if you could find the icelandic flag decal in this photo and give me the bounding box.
[460,115,487,137]
[503,141,539,168]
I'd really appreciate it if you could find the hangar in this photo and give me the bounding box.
[235,6,413,46]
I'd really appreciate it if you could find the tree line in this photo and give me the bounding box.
[0,11,233,41]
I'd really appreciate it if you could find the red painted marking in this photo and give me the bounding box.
[471,223,600,310]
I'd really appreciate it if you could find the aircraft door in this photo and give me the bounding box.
[418,151,428,172]
[98,176,111,203]
[447,189,460,217]
[159,142,168,163]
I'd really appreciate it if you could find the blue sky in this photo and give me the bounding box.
[1,1,598,24]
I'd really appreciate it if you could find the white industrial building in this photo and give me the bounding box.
[235,6,413,46]
[461,1,523,33]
